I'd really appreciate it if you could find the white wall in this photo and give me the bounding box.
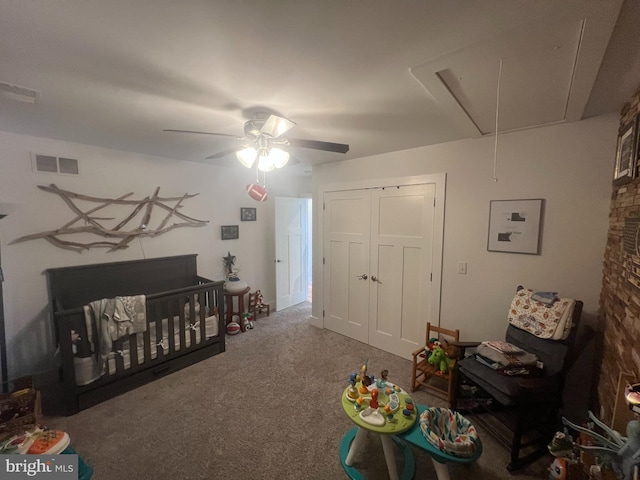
[0,131,310,379]
[312,114,617,344]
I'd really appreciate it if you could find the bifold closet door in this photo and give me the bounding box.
[323,190,371,343]
[368,184,435,359]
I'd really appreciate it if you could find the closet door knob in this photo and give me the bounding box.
[356,274,368,280]
[371,276,382,284]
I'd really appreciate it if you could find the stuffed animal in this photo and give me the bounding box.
[255,290,264,306]
[424,338,441,358]
[428,346,452,374]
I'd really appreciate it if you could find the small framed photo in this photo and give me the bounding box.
[241,207,256,222]
[221,225,239,240]
[614,117,638,186]
[487,199,544,255]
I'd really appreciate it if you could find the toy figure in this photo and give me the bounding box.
[428,346,452,374]
[424,338,441,357]
[547,430,574,457]
[255,290,264,307]
[548,457,567,480]
[376,369,389,389]
[370,389,379,409]
[347,372,359,400]
[243,312,254,330]
[359,358,374,387]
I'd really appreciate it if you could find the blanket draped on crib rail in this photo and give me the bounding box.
[507,288,575,340]
[82,295,147,377]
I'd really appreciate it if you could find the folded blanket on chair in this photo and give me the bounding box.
[476,343,538,367]
[508,288,575,340]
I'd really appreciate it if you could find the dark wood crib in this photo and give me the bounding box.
[46,254,225,415]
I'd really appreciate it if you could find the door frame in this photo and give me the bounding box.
[315,173,446,330]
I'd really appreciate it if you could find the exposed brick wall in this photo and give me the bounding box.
[599,86,640,429]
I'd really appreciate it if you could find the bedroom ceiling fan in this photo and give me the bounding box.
[164,113,349,171]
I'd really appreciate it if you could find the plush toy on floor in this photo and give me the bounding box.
[243,312,254,330]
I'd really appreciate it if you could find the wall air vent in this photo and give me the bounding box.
[31,153,79,175]
[0,82,39,104]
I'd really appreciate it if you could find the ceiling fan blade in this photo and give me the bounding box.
[288,138,349,154]
[260,115,296,138]
[205,147,240,160]
[164,129,241,139]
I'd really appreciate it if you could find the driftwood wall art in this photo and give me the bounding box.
[12,184,208,252]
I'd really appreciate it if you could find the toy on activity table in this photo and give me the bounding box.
[376,369,389,389]
[347,372,360,401]
[357,358,375,393]
[370,389,379,409]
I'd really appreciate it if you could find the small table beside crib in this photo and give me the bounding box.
[224,286,250,332]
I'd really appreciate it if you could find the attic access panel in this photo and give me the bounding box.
[410,9,619,138]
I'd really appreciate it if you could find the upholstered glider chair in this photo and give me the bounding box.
[455,287,584,472]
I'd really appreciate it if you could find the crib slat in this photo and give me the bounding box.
[167,297,176,354]
[188,294,198,346]
[143,316,152,364]
[113,338,125,374]
[198,291,206,344]
[177,296,186,351]
[155,301,164,360]
[129,333,139,367]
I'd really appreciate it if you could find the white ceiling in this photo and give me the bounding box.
[0,0,638,175]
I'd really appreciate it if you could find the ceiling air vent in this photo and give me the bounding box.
[32,153,79,175]
[0,82,39,104]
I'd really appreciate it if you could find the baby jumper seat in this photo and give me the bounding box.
[419,407,479,457]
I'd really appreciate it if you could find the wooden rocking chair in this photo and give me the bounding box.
[248,290,270,320]
[410,322,460,408]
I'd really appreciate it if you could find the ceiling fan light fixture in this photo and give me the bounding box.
[236,146,257,168]
[260,115,296,138]
[258,151,276,172]
[269,148,290,168]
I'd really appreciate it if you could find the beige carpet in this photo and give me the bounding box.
[44,302,552,479]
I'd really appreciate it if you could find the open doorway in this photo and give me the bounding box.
[275,197,312,310]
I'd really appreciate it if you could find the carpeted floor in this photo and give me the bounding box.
[44,302,553,479]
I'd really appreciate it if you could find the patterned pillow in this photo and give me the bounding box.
[419,407,479,457]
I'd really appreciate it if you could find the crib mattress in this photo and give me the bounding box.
[74,314,219,386]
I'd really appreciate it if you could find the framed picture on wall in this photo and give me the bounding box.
[241,207,256,221]
[487,199,544,255]
[614,117,638,186]
[221,225,239,240]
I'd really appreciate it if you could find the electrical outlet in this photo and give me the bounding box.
[457,261,467,275]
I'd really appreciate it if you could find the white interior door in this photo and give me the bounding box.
[275,197,308,311]
[323,190,371,343]
[368,184,435,359]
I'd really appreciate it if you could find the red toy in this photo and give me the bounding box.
[370,389,379,409]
